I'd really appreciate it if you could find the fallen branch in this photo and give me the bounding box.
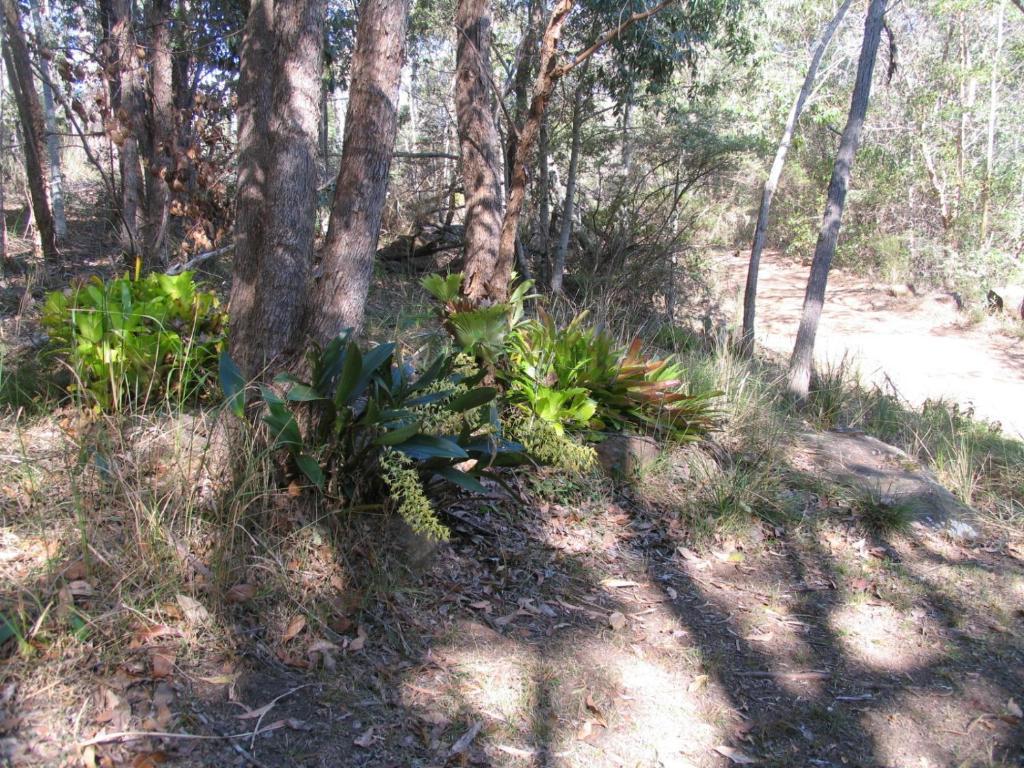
[165,243,234,275]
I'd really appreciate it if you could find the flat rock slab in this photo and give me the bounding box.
[789,430,978,539]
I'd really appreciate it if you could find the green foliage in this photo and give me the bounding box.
[222,333,527,540]
[41,272,226,411]
[421,272,534,363]
[506,310,721,441]
[503,407,598,474]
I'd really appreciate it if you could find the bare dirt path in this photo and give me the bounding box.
[717,251,1024,439]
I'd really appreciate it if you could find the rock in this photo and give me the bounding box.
[595,433,661,479]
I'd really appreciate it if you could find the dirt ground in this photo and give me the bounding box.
[716,251,1024,440]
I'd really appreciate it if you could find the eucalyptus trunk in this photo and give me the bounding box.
[788,0,886,399]
[741,0,853,356]
[28,0,65,242]
[309,0,410,342]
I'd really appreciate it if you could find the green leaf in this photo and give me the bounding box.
[219,350,246,418]
[374,421,422,446]
[436,467,487,494]
[286,383,324,402]
[447,386,497,413]
[295,454,325,489]
[333,343,363,405]
[393,434,469,461]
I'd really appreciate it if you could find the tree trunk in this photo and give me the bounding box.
[28,0,65,242]
[308,0,410,343]
[144,0,174,266]
[455,0,505,303]
[2,0,56,263]
[787,0,886,400]
[229,0,324,378]
[980,0,1004,243]
[108,0,144,258]
[551,73,586,293]
[488,0,575,303]
[536,112,551,284]
[740,0,852,356]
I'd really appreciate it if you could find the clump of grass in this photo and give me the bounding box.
[806,354,860,429]
[845,486,915,534]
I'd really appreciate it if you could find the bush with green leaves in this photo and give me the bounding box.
[505,310,720,441]
[42,271,226,410]
[220,333,529,540]
[421,272,534,365]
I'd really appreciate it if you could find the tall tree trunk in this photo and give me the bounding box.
[787,0,886,399]
[109,0,144,258]
[145,0,174,266]
[2,0,56,263]
[228,0,274,377]
[229,0,324,378]
[0,71,7,272]
[551,73,586,293]
[536,112,551,284]
[28,0,65,242]
[455,0,505,303]
[488,0,574,303]
[308,0,410,343]
[740,0,853,355]
[980,0,1004,243]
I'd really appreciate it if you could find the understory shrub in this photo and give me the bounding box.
[42,271,226,410]
[221,333,533,540]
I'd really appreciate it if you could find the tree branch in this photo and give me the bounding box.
[555,0,677,78]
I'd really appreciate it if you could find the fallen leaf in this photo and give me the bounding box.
[81,745,97,768]
[225,583,256,604]
[131,751,167,767]
[354,726,375,748]
[608,611,627,631]
[237,700,277,720]
[688,674,709,692]
[175,594,209,624]
[1007,698,1023,718]
[282,615,306,643]
[714,745,758,764]
[601,578,640,588]
[348,625,368,652]
[287,481,302,497]
[449,721,482,756]
[149,648,175,678]
[68,580,94,597]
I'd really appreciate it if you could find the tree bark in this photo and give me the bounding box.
[787,0,886,400]
[308,0,410,343]
[455,0,505,303]
[740,0,853,356]
[551,72,586,293]
[229,0,324,378]
[144,0,174,266]
[980,0,1004,243]
[28,0,65,242]
[2,0,56,263]
[108,0,145,258]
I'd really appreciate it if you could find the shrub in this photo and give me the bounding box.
[221,334,529,540]
[505,309,721,441]
[42,272,226,410]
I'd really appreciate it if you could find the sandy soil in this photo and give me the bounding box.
[717,252,1024,439]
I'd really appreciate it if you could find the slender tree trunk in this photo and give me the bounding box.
[229,0,324,378]
[28,0,65,242]
[787,0,886,399]
[308,0,410,343]
[537,112,551,284]
[455,0,505,303]
[109,0,144,258]
[145,0,173,266]
[1,0,56,264]
[0,70,7,271]
[551,73,586,293]
[740,0,852,355]
[489,0,575,303]
[981,0,1004,243]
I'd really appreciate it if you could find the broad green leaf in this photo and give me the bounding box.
[295,454,325,489]
[448,386,497,413]
[393,434,468,461]
[374,421,422,446]
[219,350,246,418]
[436,467,487,494]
